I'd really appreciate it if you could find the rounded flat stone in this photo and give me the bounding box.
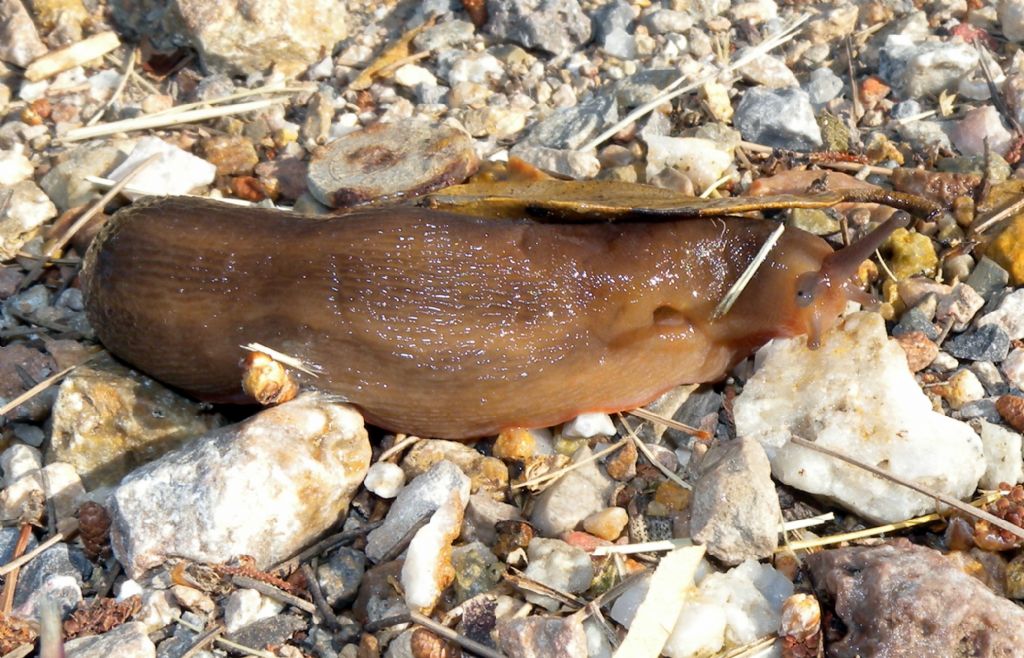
[307,120,479,207]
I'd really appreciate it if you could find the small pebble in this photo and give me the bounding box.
[937,369,987,410]
[935,283,984,332]
[806,67,844,105]
[562,412,616,438]
[1003,349,1024,391]
[522,538,594,611]
[895,331,939,372]
[978,289,1024,340]
[887,228,938,280]
[364,462,405,499]
[733,87,822,151]
[582,507,628,541]
[987,216,1024,285]
[0,147,33,185]
[950,105,1013,157]
[966,257,1010,300]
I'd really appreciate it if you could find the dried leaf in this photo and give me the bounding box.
[350,19,435,91]
[0,611,37,653]
[63,596,142,640]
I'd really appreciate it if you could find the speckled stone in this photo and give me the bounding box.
[945,325,1011,362]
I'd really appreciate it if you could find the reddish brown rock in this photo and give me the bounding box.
[806,540,1024,658]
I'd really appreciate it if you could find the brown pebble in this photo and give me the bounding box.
[240,351,299,405]
[997,395,1024,433]
[493,519,534,561]
[201,135,259,177]
[411,627,462,658]
[894,331,939,372]
[307,119,479,208]
[494,428,537,460]
[605,439,637,481]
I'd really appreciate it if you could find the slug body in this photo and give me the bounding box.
[83,196,871,438]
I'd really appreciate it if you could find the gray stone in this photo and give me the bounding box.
[48,354,223,489]
[733,87,822,151]
[486,0,592,56]
[968,362,1008,396]
[0,0,47,67]
[0,526,37,562]
[227,614,307,650]
[317,547,366,608]
[530,445,615,537]
[110,0,348,77]
[955,398,1002,424]
[366,460,471,563]
[13,543,91,620]
[526,93,617,150]
[592,0,634,45]
[879,35,979,98]
[807,67,844,105]
[966,257,1010,301]
[690,438,781,565]
[644,9,693,35]
[39,142,131,211]
[111,396,370,578]
[891,99,922,120]
[498,615,588,658]
[945,324,1011,362]
[461,493,522,544]
[738,52,798,88]
[413,20,476,52]
[64,621,155,658]
[508,144,600,179]
[612,68,678,108]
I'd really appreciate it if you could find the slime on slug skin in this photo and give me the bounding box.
[81,195,909,438]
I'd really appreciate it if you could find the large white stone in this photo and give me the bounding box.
[106,136,216,199]
[734,312,984,523]
[110,395,370,578]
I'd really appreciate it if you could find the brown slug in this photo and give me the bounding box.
[81,194,911,438]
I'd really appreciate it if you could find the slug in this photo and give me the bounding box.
[82,195,909,439]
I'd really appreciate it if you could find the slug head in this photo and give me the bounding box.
[790,212,911,348]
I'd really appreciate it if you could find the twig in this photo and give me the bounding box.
[781,512,835,533]
[788,436,1024,540]
[0,525,32,613]
[230,574,316,614]
[504,570,586,609]
[0,357,93,420]
[378,434,422,462]
[270,521,382,575]
[710,222,785,321]
[85,47,135,126]
[593,538,693,556]
[619,414,692,491]
[779,491,1003,552]
[21,153,160,291]
[510,439,628,491]
[25,31,121,82]
[180,623,224,658]
[627,407,709,440]
[174,616,275,658]
[142,84,315,118]
[815,160,894,177]
[580,13,810,151]
[409,610,507,658]
[364,612,412,633]
[299,563,342,629]
[1,644,35,658]
[970,194,1024,236]
[0,524,76,576]
[240,343,321,377]
[60,98,290,142]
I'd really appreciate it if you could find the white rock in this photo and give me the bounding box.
[1000,0,1024,42]
[1,443,42,486]
[978,289,1024,340]
[366,459,470,562]
[401,487,467,612]
[134,589,180,633]
[523,538,594,611]
[738,52,798,88]
[224,588,283,633]
[364,461,405,498]
[63,621,155,658]
[530,445,615,537]
[0,147,33,186]
[701,560,793,646]
[1,462,84,535]
[973,419,1024,489]
[110,395,370,578]
[562,412,616,438]
[734,312,984,522]
[950,105,1013,157]
[446,52,504,86]
[106,136,217,200]
[394,64,437,88]
[0,180,57,260]
[116,579,144,601]
[1003,348,1024,390]
[644,135,732,192]
[663,599,728,658]
[941,369,986,410]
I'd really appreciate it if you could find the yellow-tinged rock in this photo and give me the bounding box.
[886,228,938,280]
[988,216,1024,285]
